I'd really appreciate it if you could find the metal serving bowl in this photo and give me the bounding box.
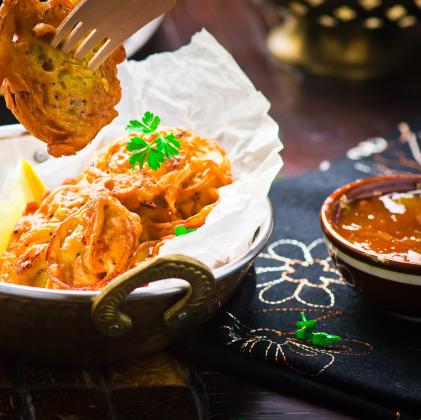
[0,126,274,365]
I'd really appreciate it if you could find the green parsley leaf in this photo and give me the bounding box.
[157,132,181,160]
[125,137,148,152]
[311,332,341,346]
[150,116,161,132]
[126,120,148,134]
[295,312,341,346]
[175,226,187,236]
[125,112,182,170]
[142,111,154,128]
[295,312,316,340]
[175,226,199,237]
[128,150,147,170]
[295,325,313,341]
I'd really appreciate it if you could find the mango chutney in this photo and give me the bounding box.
[336,191,421,263]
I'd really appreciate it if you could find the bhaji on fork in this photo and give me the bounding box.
[0,0,125,157]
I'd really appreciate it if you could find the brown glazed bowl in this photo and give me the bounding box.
[320,174,421,321]
[0,126,274,365]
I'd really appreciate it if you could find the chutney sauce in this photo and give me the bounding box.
[336,192,421,263]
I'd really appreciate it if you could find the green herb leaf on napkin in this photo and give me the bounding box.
[295,312,341,346]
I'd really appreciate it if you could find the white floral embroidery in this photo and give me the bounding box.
[256,238,347,308]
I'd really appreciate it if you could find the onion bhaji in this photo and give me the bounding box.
[0,0,125,157]
[0,128,233,290]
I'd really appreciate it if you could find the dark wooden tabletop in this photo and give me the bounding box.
[2,0,421,418]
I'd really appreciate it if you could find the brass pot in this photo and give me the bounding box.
[0,125,274,365]
[262,0,420,79]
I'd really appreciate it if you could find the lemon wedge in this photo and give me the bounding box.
[0,158,46,257]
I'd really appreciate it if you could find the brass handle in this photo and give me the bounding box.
[92,255,215,336]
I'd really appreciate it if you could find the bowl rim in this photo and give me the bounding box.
[0,125,274,301]
[320,174,421,273]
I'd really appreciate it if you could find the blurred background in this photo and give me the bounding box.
[2,0,421,176]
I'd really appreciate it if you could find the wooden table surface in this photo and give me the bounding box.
[2,0,421,418]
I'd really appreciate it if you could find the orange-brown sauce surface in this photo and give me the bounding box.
[336,192,421,263]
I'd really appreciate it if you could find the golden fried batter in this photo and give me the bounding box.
[8,178,115,248]
[46,196,142,290]
[80,128,232,244]
[0,128,233,290]
[81,128,232,210]
[0,226,52,288]
[0,0,125,157]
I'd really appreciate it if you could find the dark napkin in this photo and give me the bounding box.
[172,124,421,420]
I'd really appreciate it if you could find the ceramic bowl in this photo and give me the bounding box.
[320,174,421,321]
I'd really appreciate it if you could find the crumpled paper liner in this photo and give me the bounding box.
[0,29,283,270]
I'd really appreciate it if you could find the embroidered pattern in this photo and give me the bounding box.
[222,310,372,377]
[349,123,421,176]
[220,124,421,381]
[256,238,347,308]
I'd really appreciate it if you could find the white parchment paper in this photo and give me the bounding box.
[0,29,283,269]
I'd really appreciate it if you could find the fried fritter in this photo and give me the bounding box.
[81,128,232,211]
[46,195,142,290]
[8,178,115,249]
[0,0,125,157]
[0,128,233,290]
[1,193,142,290]
[0,226,53,288]
[79,128,233,243]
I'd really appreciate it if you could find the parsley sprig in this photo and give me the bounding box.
[175,226,198,237]
[125,111,181,170]
[295,312,341,346]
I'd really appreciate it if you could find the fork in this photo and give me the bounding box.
[50,0,176,72]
